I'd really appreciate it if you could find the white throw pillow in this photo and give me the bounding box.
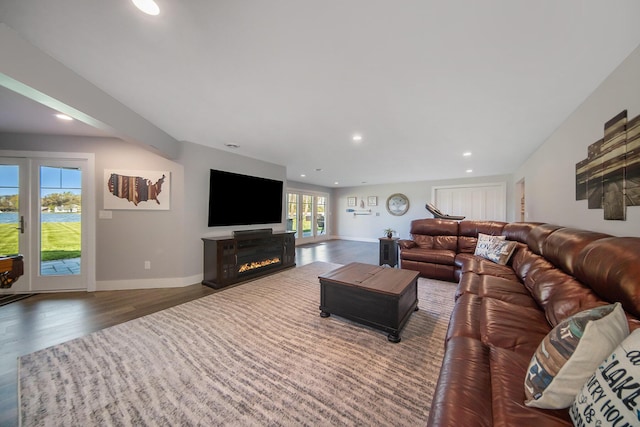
[524,303,629,409]
[474,233,505,259]
[570,328,640,426]
[484,239,518,265]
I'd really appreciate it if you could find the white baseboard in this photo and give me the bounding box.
[96,273,203,291]
[337,236,379,243]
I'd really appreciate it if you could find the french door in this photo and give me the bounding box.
[286,191,329,244]
[0,153,94,293]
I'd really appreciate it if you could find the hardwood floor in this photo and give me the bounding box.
[0,239,377,426]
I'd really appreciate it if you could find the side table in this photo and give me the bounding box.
[379,237,399,267]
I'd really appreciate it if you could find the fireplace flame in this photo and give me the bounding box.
[238,257,281,273]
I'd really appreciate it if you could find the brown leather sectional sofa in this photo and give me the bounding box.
[398,218,640,426]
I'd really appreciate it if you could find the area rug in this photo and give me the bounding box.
[18,262,455,426]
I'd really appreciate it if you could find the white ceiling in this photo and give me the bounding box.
[1,1,640,187]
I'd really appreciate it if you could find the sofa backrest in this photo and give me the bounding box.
[409,218,458,251]
[574,237,640,320]
[517,228,640,329]
[457,221,507,253]
[502,222,543,244]
[541,228,611,276]
[526,224,563,255]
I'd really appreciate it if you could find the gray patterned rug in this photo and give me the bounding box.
[19,262,455,426]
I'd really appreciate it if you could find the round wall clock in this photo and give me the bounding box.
[386,193,410,216]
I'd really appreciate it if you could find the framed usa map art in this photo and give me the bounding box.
[104,169,170,210]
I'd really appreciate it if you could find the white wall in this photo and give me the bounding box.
[514,44,640,237]
[333,174,514,242]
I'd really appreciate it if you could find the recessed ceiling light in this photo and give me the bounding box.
[463,151,472,157]
[334,181,339,185]
[352,134,363,142]
[132,0,160,15]
[224,143,240,149]
[300,174,306,178]
[466,169,473,173]
[55,113,73,121]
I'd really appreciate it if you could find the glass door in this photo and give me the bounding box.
[286,190,329,244]
[286,193,299,237]
[0,156,89,293]
[0,159,30,293]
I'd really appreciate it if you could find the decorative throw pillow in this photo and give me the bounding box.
[524,303,629,409]
[484,240,518,265]
[474,233,506,259]
[570,329,640,426]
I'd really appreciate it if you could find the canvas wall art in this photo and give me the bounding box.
[575,110,640,220]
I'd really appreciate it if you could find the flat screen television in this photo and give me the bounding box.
[208,169,284,227]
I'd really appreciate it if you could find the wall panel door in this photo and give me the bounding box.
[433,183,506,221]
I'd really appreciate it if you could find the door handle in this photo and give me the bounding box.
[16,216,25,234]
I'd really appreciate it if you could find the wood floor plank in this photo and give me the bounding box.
[0,239,378,426]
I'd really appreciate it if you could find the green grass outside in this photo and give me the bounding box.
[0,222,81,261]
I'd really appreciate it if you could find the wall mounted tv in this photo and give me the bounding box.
[208,169,284,227]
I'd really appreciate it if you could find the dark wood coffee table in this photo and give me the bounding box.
[318,262,420,342]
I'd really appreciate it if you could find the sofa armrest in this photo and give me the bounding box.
[398,239,418,250]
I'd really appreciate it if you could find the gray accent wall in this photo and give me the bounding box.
[0,134,286,289]
[177,140,287,281]
[513,44,640,237]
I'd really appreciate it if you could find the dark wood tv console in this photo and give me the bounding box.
[202,230,295,289]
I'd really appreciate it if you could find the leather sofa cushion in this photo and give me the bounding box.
[478,276,538,308]
[490,346,572,427]
[400,259,455,282]
[574,237,640,318]
[459,220,507,237]
[480,298,551,356]
[541,228,610,276]
[428,337,573,427]
[455,272,480,299]
[397,239,417,250]
[510,245,541,284]
[412,234,458,251]
[446,293,483,342]
[523,252,562,292]
[526,224,563,255]
[524,261,566,304]
[410,218,458,236]
[427,337,493,427]
[401,248,455,265]
[527,268,607,326]
[455,253,518,281]
[502,222,544,244]
[454,252,476,270]
[468,258,519,282]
